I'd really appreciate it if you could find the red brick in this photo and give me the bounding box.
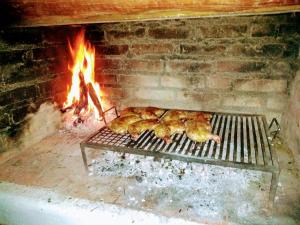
[96,58,122,71]
[271,61,291,77]
[106,28,145,40]
[207,76,233,90]
[180,45,226,55]
[251,24,276,37]
[196,25,247,38]
[131,44,173,55]
[95,74,117,85]
[234,79,287,93]
[32,46,65,60]
[149,28,189,39]
[100,87,123,98]
[161,75,190,88]
[160,75,205,89]
[217,61,266,73]
[176,90,221,109]
[95,45,128,55]
[130,89,175,101]
[279,24,300,35]
[166,61,211,73]
[124,60,163,72]
[119,75,160,87]
[229,44,283,58]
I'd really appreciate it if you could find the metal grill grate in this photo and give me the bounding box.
[83,112,275,167]
[80,110,280,202]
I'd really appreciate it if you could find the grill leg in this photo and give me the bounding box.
[80,145,89,173]
[269,170,280,204]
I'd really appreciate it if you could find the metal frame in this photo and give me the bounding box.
[269,118,281,141]
[99,106,118,125]
[80,109,280,204]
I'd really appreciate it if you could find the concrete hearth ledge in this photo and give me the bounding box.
[0,182,203,225]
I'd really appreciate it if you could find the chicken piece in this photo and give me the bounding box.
[154,123,171,143]
[185,120,220,144]
[162,110,188,122]
[136,109,157,119]
[134,107,165,119]
[119,107,140,117]
[146,107,165,117]
[154,120,185,143]
[120,107,165,119]
[186,112,212,124]
[166,120,185,134]
[128,119,160,140]
[108,115,142,134]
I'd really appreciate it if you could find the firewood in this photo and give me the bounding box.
[87,82,103,117]
[60,105,74,113]
[74,72,88,115]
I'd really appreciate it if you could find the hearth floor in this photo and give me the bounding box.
[0,130,299,225]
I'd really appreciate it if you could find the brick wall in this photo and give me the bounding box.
[0,13,299,152]
[90,13,299,123]
[282,70,300,168]
[0,26,85,149]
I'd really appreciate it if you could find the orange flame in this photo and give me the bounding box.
[64,29,103,119]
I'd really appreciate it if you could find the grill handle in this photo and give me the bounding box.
[268,118,281,141]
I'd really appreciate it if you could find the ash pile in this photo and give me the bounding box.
[90,152,271,224]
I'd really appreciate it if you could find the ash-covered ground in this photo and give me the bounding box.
[90,151,271,225]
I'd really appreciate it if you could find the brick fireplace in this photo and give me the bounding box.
[0,8,300,225]
[1,13,299,162]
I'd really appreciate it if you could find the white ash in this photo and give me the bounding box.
[60,109,116,137]
[18,102,62,149]
[90,151,270,224]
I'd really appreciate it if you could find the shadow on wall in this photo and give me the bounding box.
[0,1,24,27]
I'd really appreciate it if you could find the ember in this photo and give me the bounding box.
[63,29,104,123]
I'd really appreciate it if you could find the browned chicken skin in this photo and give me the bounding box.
[120,107,165,119]
[162,110,188,122]
[108,115,142,134]
[185,112,212,124]
[128,119,160,140]
[163,110,212,122]
[185,120,220,144]
[154,120,185,143]
[110,107,219,144]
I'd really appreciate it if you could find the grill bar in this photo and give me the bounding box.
[80,110,280,203]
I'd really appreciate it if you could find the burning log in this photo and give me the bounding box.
[74,72,88,115]
[62,29,110,126]
[60,105,74,113]
[87,82,104,119]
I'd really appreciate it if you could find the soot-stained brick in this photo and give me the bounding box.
[149,28,189,39]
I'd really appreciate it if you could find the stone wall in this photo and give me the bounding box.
[91,13,300,123]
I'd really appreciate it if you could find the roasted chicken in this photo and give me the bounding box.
[185,112,212,124]
[128,119,160,140]
[120,107,165,119]
[108,115,142,134]
[119,107,140,117]
[109,107,219,144]
[154,120,185,143]
[162,110,188,122]
[185,120,220,144]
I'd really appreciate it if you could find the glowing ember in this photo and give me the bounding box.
[63,29,104,120]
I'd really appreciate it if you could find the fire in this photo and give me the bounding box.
[64,29,104,120]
